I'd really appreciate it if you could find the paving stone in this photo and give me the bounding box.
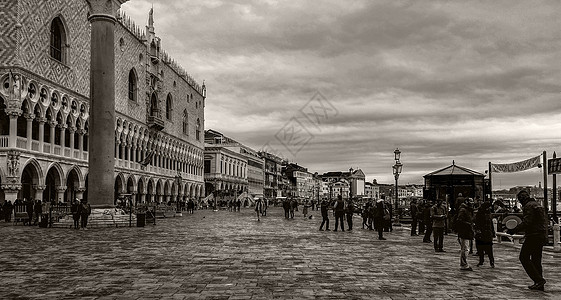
[1,208,560,299]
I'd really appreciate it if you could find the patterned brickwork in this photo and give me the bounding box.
[18,0,90,97]
[0,0,20,66]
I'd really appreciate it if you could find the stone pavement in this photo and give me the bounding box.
[0,207,560,300]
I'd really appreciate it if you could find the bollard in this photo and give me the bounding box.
[554,224,560,252]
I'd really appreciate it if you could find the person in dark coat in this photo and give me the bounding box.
[3,200,13,222]
[283,199,290,219]
[474,201,495,267]
[346,199,354,231]
[71,198,80,229]
[362,201,372,229]
[78,199,92,229]
[509,190,548,291]
[418,200,425,235]
[25,198,34,226]
[374,200,386,240]
[333,195,345,232]
[319,200,330,231]
[456,199,475,271]
[33,199,43,226]
[410,199,418,236]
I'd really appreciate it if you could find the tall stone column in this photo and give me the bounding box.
[25,114,34,150]
[33,185,45,201]
[86,0,128,208]
[8,112,19,148]
[38,117,46,152]
[49,121,56,153]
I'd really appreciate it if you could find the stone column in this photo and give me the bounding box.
[25,113,34,150]
[75,188,87,201]
[78,129,84,158]
[55,186,67,203]
[86,0,127,208]
[38,117,46,152]
[33,185,45,201]
[49,121,56,153]
[8,111,19,148]
[68,127,76,151]
[59,125,67,150]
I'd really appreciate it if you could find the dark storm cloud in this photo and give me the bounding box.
[122,0,561,186]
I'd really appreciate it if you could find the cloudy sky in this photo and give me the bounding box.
[121,1,561,188]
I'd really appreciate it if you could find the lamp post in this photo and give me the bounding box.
[392,148,403,221]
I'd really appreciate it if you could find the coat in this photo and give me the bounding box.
[456,203,474,240]
[431,204,447,228]
[513,199,548,240]
[474,203,495,243]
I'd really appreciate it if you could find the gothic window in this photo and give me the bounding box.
[166,93,172,120]
[128,69,137,101]
[196,118,201,141]
[150,93,158,116]
[182,109,188,135]
[50,17,66,63]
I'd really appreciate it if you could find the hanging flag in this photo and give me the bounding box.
[548,158,561,175]
[491,155,541,173]
[139,151,154,167]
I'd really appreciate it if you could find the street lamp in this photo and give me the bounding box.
[392,148,402,223]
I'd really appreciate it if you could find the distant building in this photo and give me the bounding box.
[321,168,365,198]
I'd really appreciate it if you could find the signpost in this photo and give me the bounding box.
[548,152,560,223]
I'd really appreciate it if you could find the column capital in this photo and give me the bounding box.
[37,117,48,124]
[33,184,46,191]
[24,113,35,120]
[49,121,58,127]
[86,0,128,22]
[55,186,67,192]
[68,126,77,133]
[77,129,86,135]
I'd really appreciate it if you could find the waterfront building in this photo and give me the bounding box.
[0,2,205,204]
[321,168,366,198]
[259,151,284,200]
[204,129,263,203]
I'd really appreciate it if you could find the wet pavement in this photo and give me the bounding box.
[0,207,560,299]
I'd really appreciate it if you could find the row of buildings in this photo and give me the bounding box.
[0,1,422,206]
[202,129,424,205]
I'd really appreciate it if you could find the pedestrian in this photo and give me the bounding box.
[4,200,13,222]
[319,200,330,231]
[302,199,309,218]
[384,200,392,232]
[283,199,290,219]
[71,198,80,229]
[431,199,447,252]
[25,198,33,226]
[290,199,297,219]
[410,199,418,236]
[362,201,371,229]
[254,198,263,221]
[262,198,268,216]
[508,190,547,291]
[78,199,92,229]
[474,201,495,268]
[375,199,387,240]
[333,195,345,232]
[423,201,433,243]
[418,200,425,235]
[456,198,475,271]
[32,199,42,226]
[346,199,354,231]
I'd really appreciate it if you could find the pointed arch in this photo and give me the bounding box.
[50,16,67,63]
[165,93,172,120]
[128,68,137,102]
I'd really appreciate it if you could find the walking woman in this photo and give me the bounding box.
[474,201,495,268]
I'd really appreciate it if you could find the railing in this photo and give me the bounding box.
[73,150,80,159]
[0,135,7,147]
[43,143,50,153]
[53,145,61,155]
[82,152,88,160]
[31,140,39,151]
[16,137,26,149]
[64,148,71,157]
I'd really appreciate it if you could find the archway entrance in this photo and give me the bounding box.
[66,168,80,202]
[44,167,62,202]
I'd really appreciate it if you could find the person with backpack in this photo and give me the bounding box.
[78,199,92,229]
[474,201,495,268]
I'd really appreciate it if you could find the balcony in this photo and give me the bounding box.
[147,115,165,131]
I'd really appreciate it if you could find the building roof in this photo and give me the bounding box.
[424,163,484,177]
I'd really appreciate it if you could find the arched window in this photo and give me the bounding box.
[166,93,172,120]
[196,118,201,141]
[150,93,158,116]
[128,69,137,101]
[183,109,188,135]
[50,17,66,62]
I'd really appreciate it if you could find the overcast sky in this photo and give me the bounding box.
[121,1,561,188]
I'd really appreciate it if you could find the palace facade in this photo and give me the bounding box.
[0,0,205,204]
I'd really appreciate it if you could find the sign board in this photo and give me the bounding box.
[548,158,561,175]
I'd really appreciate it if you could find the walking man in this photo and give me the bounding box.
[346,199,354,231]
[509,190,547,291]
[78,199,92,229]
[423,201,433,243]
[431,199,447,252]
[319,200,330,231]
[456,198,475,271]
